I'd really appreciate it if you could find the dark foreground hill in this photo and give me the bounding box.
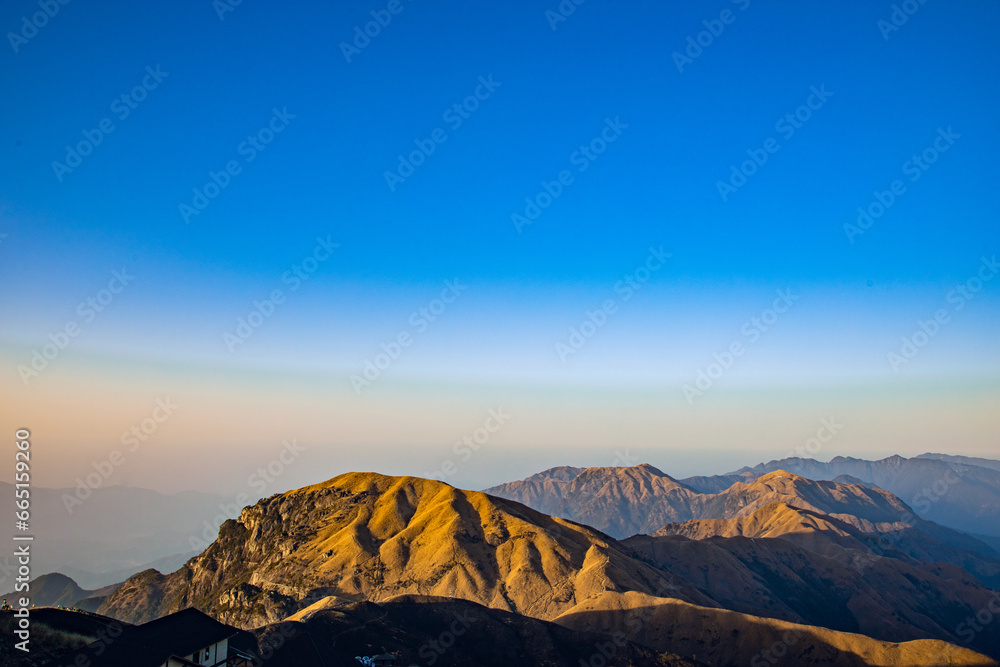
[251,595,703,666]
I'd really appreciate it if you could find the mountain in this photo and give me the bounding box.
[0,483,228,588]
[483,463,703,538]
[694,469,914,525]
[484,463,702,536]
[833,473,874,487]
[624,503,1000,657]
[699,471,1000,572]
[724,455,1000,537]
[0,573,119,610]
[96,471,1000,665]
[98,472,710,627]
[675,473,752,494]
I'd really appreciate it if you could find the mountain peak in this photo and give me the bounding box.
[755,469,807,483]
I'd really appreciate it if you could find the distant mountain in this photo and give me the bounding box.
[0,573,118,610]
[0,483,228,588]
[724,455,1000,537]
[487,466,1000,590]
[917,452,1000,473]
[675,473,751,494]
[489,463,997,543]
[59,550,199,590]
[699,470,1000,568]
[694,469,914,525]
[484,463,703,536]
[494,456,1000,540]
[832,473,874,488]
[96,471,999,665]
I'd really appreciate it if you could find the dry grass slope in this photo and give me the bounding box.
[554,591,998,667]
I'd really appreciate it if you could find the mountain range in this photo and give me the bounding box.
[13,453,1000,666]
[682,454,1000,538]
[487,454,1000,540]
[89,466,1000,665]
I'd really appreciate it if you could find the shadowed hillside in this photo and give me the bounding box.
[251,595,703,666]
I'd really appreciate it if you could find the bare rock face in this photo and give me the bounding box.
[216,583,297,628]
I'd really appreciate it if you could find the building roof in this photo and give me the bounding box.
[127,607,237,657]
[79,607,238,667]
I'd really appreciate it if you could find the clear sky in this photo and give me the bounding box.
[1,0,998,495]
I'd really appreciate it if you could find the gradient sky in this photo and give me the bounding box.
[1,0,998,495]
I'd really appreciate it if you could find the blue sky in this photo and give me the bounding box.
[1,0,998,493]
